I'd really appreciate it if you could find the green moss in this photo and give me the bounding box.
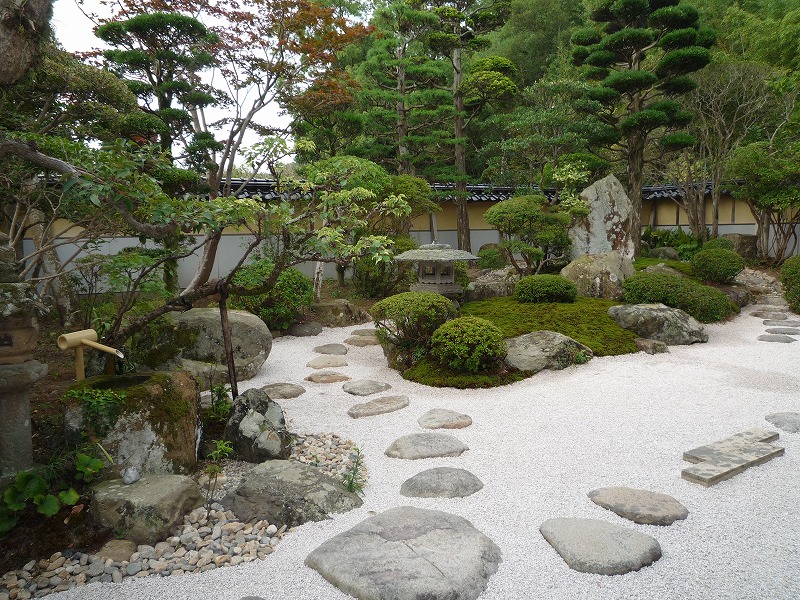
[632,257,694,276]
[402,358,528,388]
[128,315,198,369]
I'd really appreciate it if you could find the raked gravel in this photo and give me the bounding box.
[51,306,800,600]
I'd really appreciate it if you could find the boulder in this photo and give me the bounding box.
[223,388,291,462]
[285,322,323,337]
[504,331,593,373]
[587,486,689,526]
[308,299,371,327]
[717,284,752,308]
[221,460,362,526]
[385,433,468,460]
[570,175,635,259]
[400,468,484,498]
[305,507,501,600]
[91,475,203,545]
[560,251,636,300]
[635,338,669,355]
[608,304,708,345]
[647,246,680,260]
[465,267,519,301]
[722,233,758,260]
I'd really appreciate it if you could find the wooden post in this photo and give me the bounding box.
[74,347,85,381]
[217,281,238,400]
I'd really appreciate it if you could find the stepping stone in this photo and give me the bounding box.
[305,507,501,600]
[285,322,323,336]
[765,328,800,335]
[758,296,788,306]
[757,334,796,343]
[681,428,784,487]
[344,335,380,347]
[587,486,688,526]
[351,328,377,336]
[260,383,306,399]
[347,395,409,419]
[540,518,661,575]
[342,380,391,396]
[400,467,484,498]
[418,408,473,429]
[385,432,468,460]
[313,343,348,355]
[751,311,789,320]
[765,412,800,433]
[307,355,348,369]
[305,371,351,384]
[764,319,800,327]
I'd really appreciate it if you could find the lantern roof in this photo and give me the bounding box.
[394,242,477,262]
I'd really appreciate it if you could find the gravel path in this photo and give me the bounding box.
[52,305,800,600]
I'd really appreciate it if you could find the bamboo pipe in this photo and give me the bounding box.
[57,329,124,381]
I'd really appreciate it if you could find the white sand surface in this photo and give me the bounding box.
[53,306,800,600]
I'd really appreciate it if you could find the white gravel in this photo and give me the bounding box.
[53,306,800,600]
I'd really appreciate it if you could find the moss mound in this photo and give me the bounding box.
[514,274,577,303]
[632,257,694,276]
[402,358,527,388]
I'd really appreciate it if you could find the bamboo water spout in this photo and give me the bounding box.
[57,329,124,381]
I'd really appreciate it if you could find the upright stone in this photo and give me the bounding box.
[560,251,636,300]
[569,175,635,259]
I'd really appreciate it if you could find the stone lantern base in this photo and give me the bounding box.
[0,360,47,478]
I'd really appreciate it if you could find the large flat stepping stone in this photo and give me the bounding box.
[540,518,661,575]
[765,328,800,335]
[343,380,391,396]
[313,343,348,355]
[385,433,468,459]
[351,328,377,336]
[305,506,501,600]
[400,467,484,498]
[758,296,788,306]
[751,310,789,320]
[347,395,409,418]
[307,355,348,369]
[344,335,380,347]
[681,428,784,487]
[765,412,800,433]
[764,319,800,327]
[418,408,473,429]
[305,371,351,384]
[260,383,306,399]
[757,334,796,343]
[587,486,688,526]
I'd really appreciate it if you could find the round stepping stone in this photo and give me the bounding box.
[347,395,409,418]
[540,518,662,575]
[385,432,468,460]
[305,371,351,383]
[765,327,800,335]
[757,334,796,343]
[344,335,380,347]
[307,355,348,369]
[400,467,484,498]
[285,322,323,336]
[587,486,689,526]
[342,380,391,396]
[313,343,348,355]
[305,507,501,600]
[765,412,800,433]
[764,319,800,327]
[259,383,306,399]
[418,408,473,429]
[751,311,788,320]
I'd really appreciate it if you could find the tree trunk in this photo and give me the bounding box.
[627,136,645,256]
[452,43,471,252]
[396,44,411,175]
[0,0,52,84]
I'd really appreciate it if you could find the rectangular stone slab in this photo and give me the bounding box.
[683,428,778,463]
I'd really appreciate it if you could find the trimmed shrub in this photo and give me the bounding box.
[690,248,745,283]
[430,316,506,374]
[228,260,313,331]
[514,275,577,303]
[702,237,735,251]
[780,255,800,313]
[454,261,471,290]
[622,272,738,322]
[371,291,457,353]
[352,234,417,299]
[477,247,507,269]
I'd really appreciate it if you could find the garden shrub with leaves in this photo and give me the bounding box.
[352,234,417,298]
[477,247,507,269]
[371,292,457,354]
[430,317,507,374]
[701,237,735,251]
[622,272,738,322]
[690,248,745,283]
[780,255,800,313]
[514,274,577,303]
[641,226,704,259]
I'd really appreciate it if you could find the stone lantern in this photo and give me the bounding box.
[394,242,477,298]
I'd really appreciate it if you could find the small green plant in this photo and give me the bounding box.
[477,247,507,269]
[572,349,590,365]
[208,382,232,421]
[690,248,745,283]
[73,452,105,483]
[0,471,80,533]
[342,447,366,495]
[203,439,233,508]
[63,387,125,440]
[514,274,577,303]
[430,316,507,374]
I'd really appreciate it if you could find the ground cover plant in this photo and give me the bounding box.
[632,257,694,276]
[430,317,507,374]
[514,274,577,303]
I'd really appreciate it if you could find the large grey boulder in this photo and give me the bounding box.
[305,507,501,600]
[587,486,689,526]
[608,304,708,345]
[570,175,635,259]
[221,460,362,526]
[560,251,636,300]
[91,475,203,545]
[648,246,680,260]
[308,299,371,327]
[223,388,291,462]
[505,331,593,373]
[400,467,484,498]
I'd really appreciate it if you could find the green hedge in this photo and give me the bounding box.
[514,275,577,303]
[371,291,457,352]
[701,237,735,251]
[622,272,738,322]
[780,256,800,313]
[430,316,506,374]
[690,248,745,283]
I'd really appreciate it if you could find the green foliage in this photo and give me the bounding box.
[208,384,232,422]
[641,226,704,259]
[0,470,80,533]
[780,256,800,313]
[632,257,694,276]
[371,291,457,354]
[454,261,471,290]
[63,388,125,440]
[622,272,738,322]
[352,235,417,299]
[341,447,366,495]
[430,317,507,373]
[203,439,233,508]
[73,453,104,483]
[477,248,507,269]
[690,249,745,283]
[514,275,577,303]
[402,358,528,388]
[701,237,735,251]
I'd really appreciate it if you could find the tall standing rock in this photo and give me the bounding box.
[570,175,635,259]
[560,251,635,300]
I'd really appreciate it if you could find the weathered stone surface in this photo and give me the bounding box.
[505,331,593,373]
[718,284,752,308]
[342,380,391,396]
[347,395,409,418]
[400,468,484,498]
[560,251,636,300]
[385,433,468,460]
[635,338,669,354]
[344,335,380,347]
[648,246,680,260]
[587,487,689,526]
[418,408,472,429]
[259,382,306,399]
[757,334,796,343]
[764,319,800,327]
[608,304,708,345]
[285,322,323,337]
[464,269,518,301]
[765,328,800,335]
[223,388,291,462]
[309,299,371,327]
[221,460,362,526]
[305,507,501,600]
[765,412,800,433]
[570,175,636,259]
[352,328,377,336]
[305,371,351,383]
[313,343,348,355]
[306,355,348,369]
[751,311,789,320]
[757,295,788,307]
[540,518,661,575]
[722,233,758,260]
[91,475,203,545]
[95,539,137,563]
[642,263,685,277]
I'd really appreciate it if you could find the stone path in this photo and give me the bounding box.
[753,296,798,343]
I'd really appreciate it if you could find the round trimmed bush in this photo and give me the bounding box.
[430,317,506,373]
[690,248,745,283]
[780,255,800,313]
[702,237,735,251]
[514,275,577,303]
[371,291,457,351]
[477,247,507,269]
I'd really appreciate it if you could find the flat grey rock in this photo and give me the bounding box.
[765,328,800,335]
[351,328,377,336]
[757,334,796,343]
[313,343,348,355]
[260,382,306,399]
[285,322,323,336]
[764,319,800,327]
[758,296,788,306]
[347,395,409,419]
[344,335,380,347]
[418,408,473,429]
[400,467,484,498]
[540,518,661,575]
[307,355,348,369]
[635,338,669,354]
[342,380,391,396]
[385,432,468,460]
[608,303,707,345]
[505,331,593,373]
[751,311,788,320]
[765,412,800,433]
[305,507,501,600]
[305,371,351,383]
[587,486,688,526]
